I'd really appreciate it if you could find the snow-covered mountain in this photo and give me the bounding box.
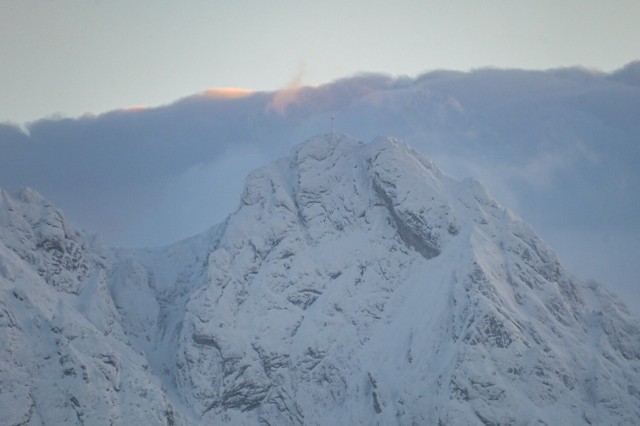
[1,134,639,425]
[0,188,182,425]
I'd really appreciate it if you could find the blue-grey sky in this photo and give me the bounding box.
[1,0,639,124]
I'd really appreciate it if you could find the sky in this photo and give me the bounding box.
[0,2,639,315]
[1,0,640,124]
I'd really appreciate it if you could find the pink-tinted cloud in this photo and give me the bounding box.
[266,66,306,116]
[202,87,254,99]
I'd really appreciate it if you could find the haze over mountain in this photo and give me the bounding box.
[1,134,638,425]
[1,63,639,315]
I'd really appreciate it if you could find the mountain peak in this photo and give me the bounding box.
[18,186,46,204]
[294,132,362,160]
[170,134,639,424]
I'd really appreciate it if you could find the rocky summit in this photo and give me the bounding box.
[1,134,639,425]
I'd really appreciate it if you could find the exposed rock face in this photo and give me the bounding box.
[0,188,99,294]
[1,134,639,425]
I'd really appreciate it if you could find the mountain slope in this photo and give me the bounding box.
[1,134,638,425]
[0,189,184,425]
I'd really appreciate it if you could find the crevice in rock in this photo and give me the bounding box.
[372,179,440,259]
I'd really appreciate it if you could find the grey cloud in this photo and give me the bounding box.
[1,62,639,314]
[610,60,640,86]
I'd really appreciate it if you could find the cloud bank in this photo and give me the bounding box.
[1,61,639,313]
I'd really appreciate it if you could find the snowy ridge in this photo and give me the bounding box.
[0,188,185,425]
[1,134,639,425]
